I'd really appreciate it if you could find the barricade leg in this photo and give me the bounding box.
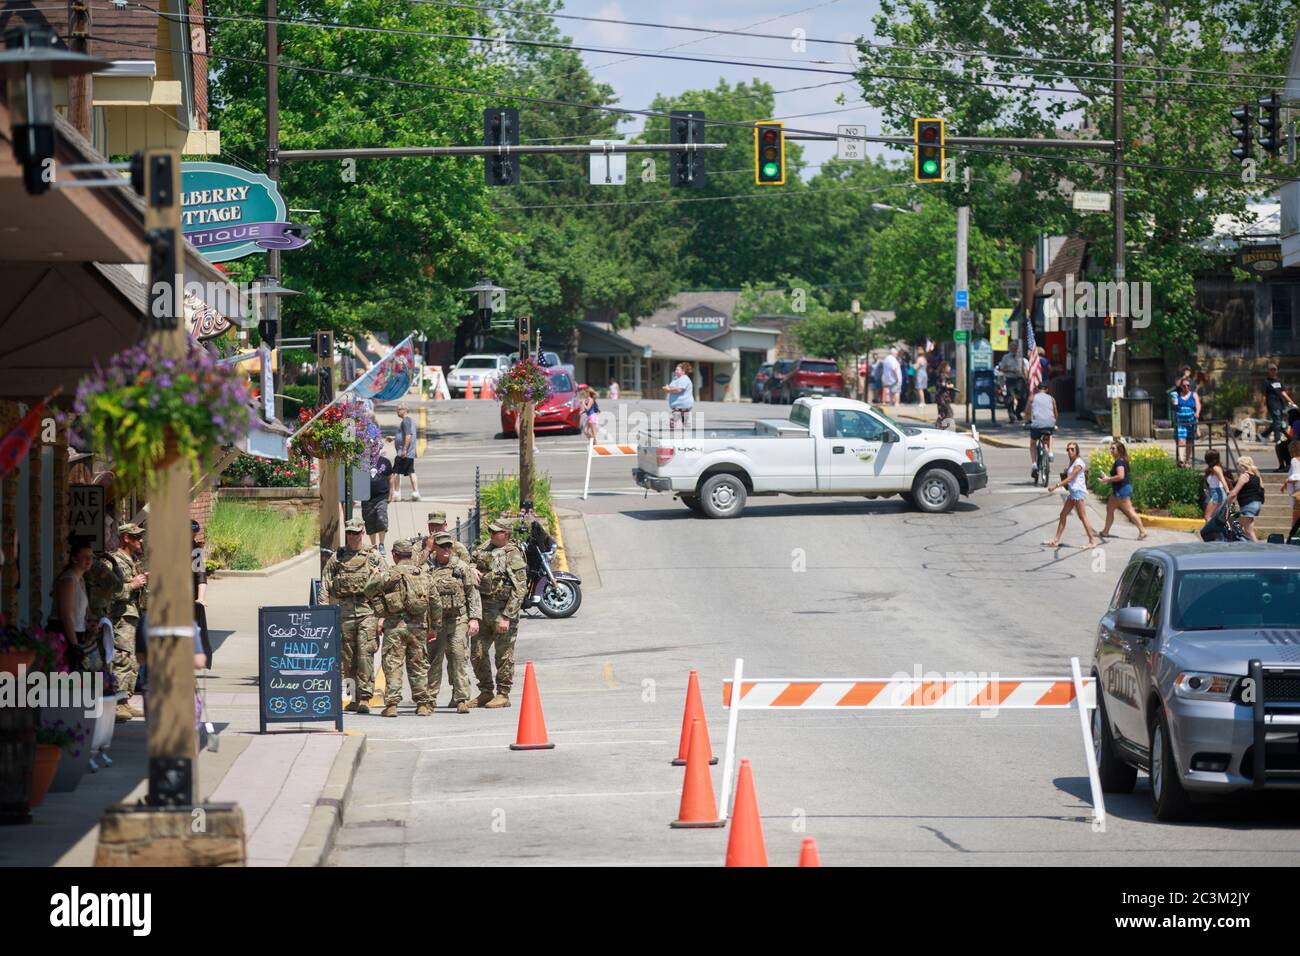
[583,440,594,500]
[718,657,744,821]
[1071,656,1106,832]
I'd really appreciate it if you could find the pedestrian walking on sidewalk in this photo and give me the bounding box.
[935,361,955,428]
[1044,442,1100,548]
[322,519,386,715]
[377,539,442,717]
[914,354,929,405]
[1202,450,1230,523]
[390,403,420,501]
[1098,442,1147,541]
[1172,377,1200,466]
[1224,456,1264,542]
[364,454,393,557]
[1261,364,1295,471]
[467,519,528,709]
[427,531,481,713]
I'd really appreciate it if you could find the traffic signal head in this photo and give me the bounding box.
[754,121,785,185]
[483,107,520,186]
[914,118,944,182]
[257,318,277,348]
[670,110,706,188]
[1230,104,1254,161]
[1257,93,1282,156]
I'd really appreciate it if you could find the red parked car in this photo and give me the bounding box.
[500,368,586,437]
[778,358,844,402]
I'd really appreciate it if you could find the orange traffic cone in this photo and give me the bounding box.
[798,837,821,867]
[673,670,717,766]
[724,759,768,866]
[464,380,476,400]
[481,377,495,400]
[508,661,555,750]
[669,718,724,828]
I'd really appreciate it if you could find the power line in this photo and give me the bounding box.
[93,35,1298,187]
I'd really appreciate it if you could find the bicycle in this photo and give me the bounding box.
[1031,427,1054,487]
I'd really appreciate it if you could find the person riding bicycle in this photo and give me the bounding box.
[1028,381,1058,482]
[997,343,1028,421]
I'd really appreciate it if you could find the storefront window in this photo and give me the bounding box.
[1271,285,1299,354]
[1195,280,1255,351]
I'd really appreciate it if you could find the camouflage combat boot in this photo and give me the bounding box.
[115,702,135,723]
[382,704,399,718]
[344,700,359,713]
[456,700,470,714]
[484,693,511,709]
[415,704,433,716]
[466,690,494,708]
[355,702,370,715]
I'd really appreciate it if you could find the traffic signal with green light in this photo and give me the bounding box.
[914,118,944,182]
[754,121,785,185]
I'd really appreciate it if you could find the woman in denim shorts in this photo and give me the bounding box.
[1044,442,1099,548]
[1098,441,1148,540]
[1225,456,1264,542]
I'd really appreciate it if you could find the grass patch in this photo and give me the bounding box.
[206,501,317,572]
[478,472,557,547]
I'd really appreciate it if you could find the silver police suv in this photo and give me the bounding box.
[1092,542,1300,820]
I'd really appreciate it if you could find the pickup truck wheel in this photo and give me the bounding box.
[698,474,747,518]
[912,468,960,513]
[680,494,705,515]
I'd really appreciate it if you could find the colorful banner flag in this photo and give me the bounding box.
[0,400,48,480]
[351,334,416,403]
[989,308,1012,351]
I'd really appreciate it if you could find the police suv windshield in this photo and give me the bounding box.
[1173,569,1300,630]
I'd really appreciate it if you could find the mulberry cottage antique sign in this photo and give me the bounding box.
[181,162,313,263]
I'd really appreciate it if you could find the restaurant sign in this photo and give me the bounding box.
[1237,245,1283,275]
[181,162,312,263]
[675,306,730,343]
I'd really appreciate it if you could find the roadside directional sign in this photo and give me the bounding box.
[954,329,969,342]
[956,308,974,331]
[836,125,866,161]
[955,289,969,309]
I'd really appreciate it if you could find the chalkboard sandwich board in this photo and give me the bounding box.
[258,605,343,733]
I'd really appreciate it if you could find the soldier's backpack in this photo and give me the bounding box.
[385,566,427,618]
[334,551,373,598]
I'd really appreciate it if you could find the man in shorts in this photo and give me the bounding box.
[363,454,392,557]
[1027,382,1058,482]
[390,403,420,501]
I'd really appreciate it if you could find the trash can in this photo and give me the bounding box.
[1122,388,1154,440]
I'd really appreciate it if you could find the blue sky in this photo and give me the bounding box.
[553,0,891,173]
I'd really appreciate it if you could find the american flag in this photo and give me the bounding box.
[1025,319,1042,392]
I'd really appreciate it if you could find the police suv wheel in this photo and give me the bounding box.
[1150,708,1193,822]
[912,468,959,513]
[680,494,705,515]
[1093,689,1137,794]
[699,474,747,518]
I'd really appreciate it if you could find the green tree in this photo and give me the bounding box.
[209,0,514,343]
[855,0,1294,357]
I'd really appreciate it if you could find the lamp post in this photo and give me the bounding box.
[462,276,506,352]
[254,274,301,423]
[0,26,107,195]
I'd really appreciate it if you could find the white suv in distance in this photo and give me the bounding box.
[448,354,509,397]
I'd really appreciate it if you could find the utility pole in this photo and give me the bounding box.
[955,203,969,418]
[67,0,93,139]
[266,0,283,422]
[1111,0,1127,441]
[517,315,535,513]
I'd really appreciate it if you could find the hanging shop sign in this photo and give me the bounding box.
[181,162,313,263]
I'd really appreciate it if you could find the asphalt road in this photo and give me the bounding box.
[332,397,1300,866]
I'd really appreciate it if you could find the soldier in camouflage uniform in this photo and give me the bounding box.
[426,530,482,713]
[85,523,148,722]
[322,519,385,715]
[377,539,442,717]
[422,510,473,566]
[467,519,528,709]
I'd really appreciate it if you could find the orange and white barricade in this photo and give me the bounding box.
[719,657,1105,830]
[582,440,638,500]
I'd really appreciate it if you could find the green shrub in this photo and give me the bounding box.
[282,384,319,420]
[1087,444,1177,497]
[1169,503,1202,519]
[478,472,557,547]
[1212,379,1254,418]
[221,452,311,488]
[1131,466,1204,512]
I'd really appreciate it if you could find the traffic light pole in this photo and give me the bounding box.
[1112,0,1126,441]
[517,315,534,514]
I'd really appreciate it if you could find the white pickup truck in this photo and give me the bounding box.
[632,397,987,518]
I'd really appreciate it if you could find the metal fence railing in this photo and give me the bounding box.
[453,466,482,553]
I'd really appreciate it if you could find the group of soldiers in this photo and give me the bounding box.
[320,510,528,717]
[83,522,148,723]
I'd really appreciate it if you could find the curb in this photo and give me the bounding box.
[289,732,367,868]
[1136,513,1203,532]
[210,547,317,579]
[552,509,569,572]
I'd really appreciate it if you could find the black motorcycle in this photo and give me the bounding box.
[523,521,583,619]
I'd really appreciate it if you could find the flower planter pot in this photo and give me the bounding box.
[0,650,35,675]
[29,744,61,807]
[40,705,93,793]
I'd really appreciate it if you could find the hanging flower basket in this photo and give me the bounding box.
[496,357,551,408]
[74,342,250,495]
[291,403,367,464]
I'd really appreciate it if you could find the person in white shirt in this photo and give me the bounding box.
[997,342,1027,420]
[1043,441,1099,548]
[881,348,902,405]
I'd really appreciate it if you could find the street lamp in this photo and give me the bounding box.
[0,26,108,195]
[462,276,506,349]
[254,275,300,424]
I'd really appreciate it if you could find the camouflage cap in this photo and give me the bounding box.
[344,519,365,533]
[433,531,454,546]
[392,538,415,556]
[487,519,512,533]
[426,510,447,524]
[118,523,145,536]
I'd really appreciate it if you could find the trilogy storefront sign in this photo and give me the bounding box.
[180,162,312,263]
[675,306,730,343]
